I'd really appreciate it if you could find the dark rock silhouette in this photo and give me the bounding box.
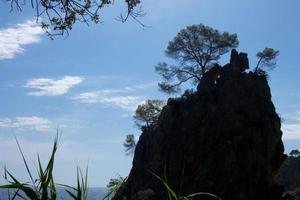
[113,50,286,200]
[281,187,300,200]
[276,155,300,192]
[226,49,249,75]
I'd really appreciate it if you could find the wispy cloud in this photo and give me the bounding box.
[282,111,300,140]
[0,116,52,131]
[284,111,300,122]
[0,118,12,127]
[123,82,157,91]
[72,83,156,111]
[282,123,300,140]
[24,76,84,96]
[74,91,143,111]
[0,20,44,60]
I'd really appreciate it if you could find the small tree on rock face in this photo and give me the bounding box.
[255,47,279,74]
[155,24,239,93]
[289,149,300,157]
[104,176,126,200]
[133,100,165,129]
[123,100,165,156]
[123,134,136,156]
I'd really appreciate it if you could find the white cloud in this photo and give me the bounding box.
[91,82,156,94]
[0,20,44,60]
[282,123,300,140]
[14,117,52,131]
[123,82,157,91]
[74,91,143,111]
[134,83,157,89]
[0,116,52,132]
[73,82,156,111]
[286,111,300,122]
[0,118,12,127]
[281,110,300,140]
[24,76,84,96]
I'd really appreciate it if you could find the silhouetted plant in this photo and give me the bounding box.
[123,134,137,156]
[0,134,88,200]
[59,166,89,200]
[137,189,155,200]
[0,135,59,200]
[7,0,143,37]
[289,149,300,157]
[103,176,127,200]
[155,24,239,93]
[152,172,222,200]
[254,47,279,74]
[123,99,165,156]
[134,100,166,130]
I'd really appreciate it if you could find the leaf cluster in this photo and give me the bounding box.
[123,134,136,156]
[156,24,238,93]
[104,176,127,200]
[289,149,300,157]
[165,24,238,69]
[0,134,89,200]
[1,136,59,200]
[255,47,279,72]
[8,0,142,37]
[133,100,165,129]
[151,172,222,200]
[60,167,89,200]
[156,62,201,93]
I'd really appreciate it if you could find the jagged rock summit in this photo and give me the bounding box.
[113,50,286,200]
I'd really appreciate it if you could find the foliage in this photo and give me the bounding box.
[155,24,239,93]
[7,0,142,37]
[151,172,222,200]
[254,47,279,73]
[137,189,155,200]
[290,149,300,157]
[0,134,88,200]
[123,134,137,156]
[275,154,300,191]
[59,167,89,200]
[133,99,165,129]
[0,135,59,200]
[255,68,270,80]
[103,176,127,200]
[122,100,165,156]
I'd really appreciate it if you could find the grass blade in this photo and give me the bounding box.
[186,192,222,200]
[151,172,178,200]
[14,136,39,194]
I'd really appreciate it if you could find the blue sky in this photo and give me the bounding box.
[0,0,299,187]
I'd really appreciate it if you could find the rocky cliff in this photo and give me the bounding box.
[276,156,300,191]
[276,156,300,200]
[113,50,286,200]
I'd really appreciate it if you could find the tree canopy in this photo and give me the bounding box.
[289,149,300,157]
[7,0,142,37]
[105,175,126,200]
[155,24,239,93]
[123,99,165,156]
[255,47,279,73]
[133,99,165,130]
[123,134,136,156]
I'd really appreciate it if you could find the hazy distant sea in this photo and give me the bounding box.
[0,187,106,200]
